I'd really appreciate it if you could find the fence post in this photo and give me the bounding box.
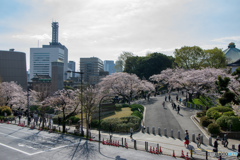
[147,127,149,134]
[145,141,148,151]
[122,137,123,147]
[206,151,208,160]
[134,140,137,150]
[171,129,173,138]
[178,130,180,139]
[200,135,203,144]
[158,128,161,135]
[125,138,126,146]
[164,128,167,136]
[152,127,155,134]
[232,144,235,150]
[209,137,212,146]
[192,133,195,142]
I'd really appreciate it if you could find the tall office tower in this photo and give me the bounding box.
[51,60,64,93]
[80,57,104,85]
[104,60,115,75]
[52,22,59,44]
[0,49,27,90]
[68,61,76,77]
[30,22,68,81]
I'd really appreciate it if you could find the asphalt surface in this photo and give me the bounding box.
[136,92,208,144]
[0,124,181,160]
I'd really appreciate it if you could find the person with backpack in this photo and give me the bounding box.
[184,132,189,148]
[130,127,133,139]
[213,138,218,152]
[177,105,180,114]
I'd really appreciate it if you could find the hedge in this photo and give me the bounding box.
[0,106,12,116]
[200,116,212,127]
[206,106,232,119]
[100,116,140,132]
[216,116,240,131]
[222,111,235,117]
[208,123,220,134]
[131,110,143,120]
[130,104,144,113]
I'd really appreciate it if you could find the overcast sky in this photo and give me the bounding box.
[1,0,240,70]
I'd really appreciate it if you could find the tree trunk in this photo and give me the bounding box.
[62,108,66,133]
[188,93,193,102]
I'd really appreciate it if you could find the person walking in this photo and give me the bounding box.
[176,95,178,101]
[130,127,133,139]
[177,105,180,114]
[222,133,228,147]
[213,138,218,152]
[165,95,167,101]
[168,95,171,101]
[184,132,189,148]
[237,144,240,158]
[162,101,165,108]
[109,124,113,135]
[179,98,181,104]
[197,134,201,148]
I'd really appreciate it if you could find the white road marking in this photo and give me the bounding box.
[0,142,32,156]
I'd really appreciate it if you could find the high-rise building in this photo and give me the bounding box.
[68,61,76,77]
[51,60,64,92]
[0,49,27,90]
[80,57,104,85]
[104,60,115,75]
[30,22,68,81]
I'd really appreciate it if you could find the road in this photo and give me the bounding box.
[136,92,208,144]
[0,123,181,160]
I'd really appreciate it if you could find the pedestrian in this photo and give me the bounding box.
[196,134,201,148]
[130,127,133,139]
[162,101,165,108]
[58,116,61,126]
[18,112,22,123]
[237,144,240,158]
[177,105,180,114]
[176,95,178,101]
[168,95,171,101]
[182,91,184,95]
[4,112,7,117]
[179,98,181,104]
[33,111,38,125]
[223,133,228,147]
[109,124,112,135]
[184,132,189,148]
[213,138,218,152]
[165,95,167,101]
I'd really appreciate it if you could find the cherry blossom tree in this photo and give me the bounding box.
[44,89,80,133]
[76,86,99,138]
[0,81,26,109]
[150,68,239,102]
[98,72,154,104]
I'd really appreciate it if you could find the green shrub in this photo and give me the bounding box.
[196,110,206,117]
[115,104,122,111]
[68,116,80,124]
[213,111,221,120]
[222,111,235,117]
[200,116,212,127]
[122,104,130,108]
[130,104,144,112]
[131,110,143,119]
[208,123,220,134]
[100,116,140,132]
[91,119,103,128]
[0,106,12,116]
[206,106,232,119]
[216,116,240,131]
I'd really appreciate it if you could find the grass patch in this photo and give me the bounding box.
[103,107,132,120]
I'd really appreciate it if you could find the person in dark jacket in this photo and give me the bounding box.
[213,138,218,152]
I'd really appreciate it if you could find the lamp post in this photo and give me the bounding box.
[67,70,84,136]
[98,95,119,143]
[27,82,31,126]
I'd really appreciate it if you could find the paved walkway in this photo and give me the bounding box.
[7,93,240,160]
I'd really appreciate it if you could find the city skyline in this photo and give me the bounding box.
[1,0,240,70]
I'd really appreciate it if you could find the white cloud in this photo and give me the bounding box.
[211,36,240,43]
[12,34,51,41]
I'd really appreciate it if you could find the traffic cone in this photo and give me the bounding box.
[118,141,119,147]
[155,147,158,154]
[185,152,189,160]
[180,150,185,158]
[172,150,175,157]
[115,141,117,147]
[159,146,162,154]
[112,140,114,146]
[149,146,153,153]
[125,142,128,149]
[102,138,104,144]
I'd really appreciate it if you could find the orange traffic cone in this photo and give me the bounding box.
[159,146,162,154]
[149,146,153,153]
[118,141,119,147]
[181,150,185,158]
[155,147,158,154]
[185,152,189,160]
[102,138,104,144]
[115,141,117,147]
[125,142,128,149]
[112,140,114,146]
[172,150,175,157]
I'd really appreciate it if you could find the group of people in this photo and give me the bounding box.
[184,130,202,149]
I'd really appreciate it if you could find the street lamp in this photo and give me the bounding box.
[27,82,31,126]
[98,95,119,143]
[67,70,84,136]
